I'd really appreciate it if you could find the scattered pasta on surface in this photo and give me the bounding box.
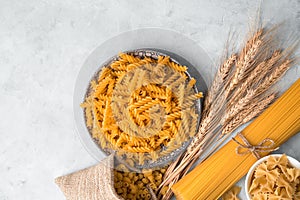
[249,154,300,200]
[81,52,202,165]
[221,185,241,200]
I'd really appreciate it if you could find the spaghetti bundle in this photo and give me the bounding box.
[159,25,299,199]
[171,78,300,200]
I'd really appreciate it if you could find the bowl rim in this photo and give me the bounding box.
[245,153,300,200]
[73,28,212,166]
[82,48,202,169]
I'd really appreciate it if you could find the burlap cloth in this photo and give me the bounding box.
[55,155,123,200]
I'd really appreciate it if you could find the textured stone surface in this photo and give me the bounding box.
[0,0,299,199]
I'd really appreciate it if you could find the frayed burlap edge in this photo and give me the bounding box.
[55,155,123,200]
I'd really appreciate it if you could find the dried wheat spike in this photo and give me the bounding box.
[229,50,282,104]
[229,29,263,90]
[242,94,276,123]
[221,93,276,135]
[222,89,256,125]
[256,59,292,95]
[204,54,237,114]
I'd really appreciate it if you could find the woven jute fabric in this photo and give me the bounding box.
[55,155,123,200]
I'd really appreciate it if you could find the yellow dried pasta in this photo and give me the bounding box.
[113,164,168,200]
[81,52,202,164]
[221,185,241,200]
[249,154,300,200]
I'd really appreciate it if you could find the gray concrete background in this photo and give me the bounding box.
[0,0,299,199]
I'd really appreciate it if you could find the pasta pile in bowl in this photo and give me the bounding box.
[81,49,202,168]
[246,154,300,200]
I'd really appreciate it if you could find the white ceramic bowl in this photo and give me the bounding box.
[245,154,300,200]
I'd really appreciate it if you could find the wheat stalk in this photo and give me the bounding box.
[229,29,263,91]
[229,50,282,104]
[203,54,237,116]
[221,93,276,135]
[255,59,292,96]
[158,25,298,200]
[161,92,276,195]
[221,89,255,125]
[242,94,276,123]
